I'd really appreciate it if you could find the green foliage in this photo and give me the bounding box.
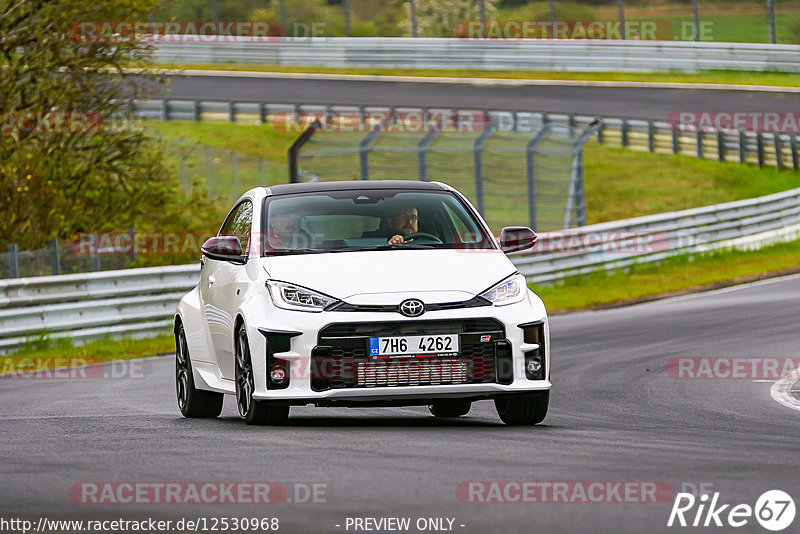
[402,0,499,37]
[0,0,220,252]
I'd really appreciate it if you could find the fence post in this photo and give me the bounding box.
[739,131,747,163]
[343,0,352,36]
[566,119,602,229]
[696,129,704,159]
[647,121,655,152]
[791,136,799,171]
[409,0,418,37]
[597,122,605,144]
[756,133,765,168]
[193,100,201,121]
[49,238,61,275]
[7,244,19,278]
[473,128,494,218]
[288,119,321,183]
[525,124,551,232]
[128,228,137,264]
[418,124,440,182]
[621,119,629,147]
[228,102,235,122]
[90,247,100,272]
[358,114,391,181]
[672,125,680,155]
[717,131,725,162]
[260,103,269,124]
[565,151,581,228]
[161,99,169,120]
[767,0,776,44]
[774,135,783,170]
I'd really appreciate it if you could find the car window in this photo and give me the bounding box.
[219,200,253,254]
[262,190,494,255]
[442,203,483,244]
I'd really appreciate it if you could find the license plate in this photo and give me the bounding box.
[369,335,459,358]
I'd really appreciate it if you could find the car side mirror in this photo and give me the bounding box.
[500,226,538,254]
[201,236,246,263]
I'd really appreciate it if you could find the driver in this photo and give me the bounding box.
[387,206,419,245]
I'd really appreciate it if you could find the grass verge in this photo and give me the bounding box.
[154,63,800,89]
[533,238,800,313]
[1,334,174,372]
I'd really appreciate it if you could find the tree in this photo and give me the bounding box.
[0,0,213,252]
[402,0,497,37]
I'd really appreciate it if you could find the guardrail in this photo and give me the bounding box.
[153,38,800,73]
[0,265,199,351]
[2,187,799,352]
[132,99,798,171]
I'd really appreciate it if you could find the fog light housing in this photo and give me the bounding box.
[526,358,542,374]
[270,364,287,384]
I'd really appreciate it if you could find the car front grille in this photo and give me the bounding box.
[311,319,507,391]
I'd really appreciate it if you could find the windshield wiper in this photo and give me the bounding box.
[330,244,436,252]
[266,248,326,255]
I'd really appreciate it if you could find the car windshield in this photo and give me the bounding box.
[261,189,495,255]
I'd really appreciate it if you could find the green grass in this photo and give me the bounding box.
[496,0,800,44]
[154,63,800,88]
[582,144,800,224]
[2,334,174,368]
[152,120,299,162]
[533,238,800,313]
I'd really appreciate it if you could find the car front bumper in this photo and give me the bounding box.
[241,291,550,404]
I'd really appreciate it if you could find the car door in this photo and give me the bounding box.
[208,200,253,380]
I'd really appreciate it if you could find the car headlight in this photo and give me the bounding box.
[266,280,340,312]
[479,273,527,306]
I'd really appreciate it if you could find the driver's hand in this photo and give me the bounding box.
[388,235,405,245]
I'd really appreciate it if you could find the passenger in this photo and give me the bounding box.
[269,212,312,249]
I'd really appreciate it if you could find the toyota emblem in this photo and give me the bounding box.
[399,299,425,317]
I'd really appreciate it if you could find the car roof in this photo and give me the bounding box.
[263,180,449,196]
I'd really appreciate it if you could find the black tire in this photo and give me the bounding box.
[428,399,472,418]
[235,326,290,426]
[175,324,224,418]
[494,392,549,426]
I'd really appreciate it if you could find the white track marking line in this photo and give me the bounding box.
[559,272,800,317]
[149,68,800,93]
[770,369,800,412]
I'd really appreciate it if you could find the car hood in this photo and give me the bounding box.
[262,249,516,302]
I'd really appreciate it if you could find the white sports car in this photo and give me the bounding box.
[174,181,550,425]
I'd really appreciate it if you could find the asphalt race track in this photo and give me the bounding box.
[162,74,800,120]
[2,275,798,534]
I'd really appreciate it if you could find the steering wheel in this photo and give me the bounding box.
[402,232,443,244]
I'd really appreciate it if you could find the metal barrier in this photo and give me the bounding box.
[153,38,800,73]
[1,187,799,352]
